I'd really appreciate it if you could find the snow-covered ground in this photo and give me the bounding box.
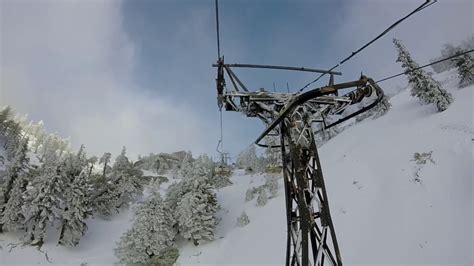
[1,70,472,265]
[178,70,473,265]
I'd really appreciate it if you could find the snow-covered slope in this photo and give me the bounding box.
[1,70,472,265]
[178,69,473,265]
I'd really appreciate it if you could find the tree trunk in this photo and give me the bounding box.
[58,218,67,245]
[102,162,107,179]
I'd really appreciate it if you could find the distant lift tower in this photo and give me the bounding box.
[214,58,384,265]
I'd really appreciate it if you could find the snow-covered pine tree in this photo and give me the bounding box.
[256,188,268,207]
[115,192,177,265]
[37,134,69,162]
[1,175,28,232]
[175,176,219,245]
[165,154,220,245]
[0,106,12,126]
[452,50,474,88]
[113,146,129,171]
[264,176,278,198]
[210,171,232,189]
[191,154,212,180]
[430,43,458,73]
[57,146,92,246]
[264,136,282,173]
[0,107,22,161]
[99,152,112,179]
[89,152,112,215]
[245,187,257,202]
[164,180,190,215]
[112,147,144,207]
[58,169,92,246]
[86,156,98,178]
[0,137,30,232]
[236,211,250,227]
[393,38,453,112]
[90,182,121,218]
[236,145,263,173]
[23,146,64,246]
[92,147,143,217]
[178,151,193,178]
[30,121,46,153]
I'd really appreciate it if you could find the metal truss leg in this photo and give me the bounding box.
[279,105,343,266]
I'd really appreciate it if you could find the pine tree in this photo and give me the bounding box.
[99,152,112,179]
[164,180,190,218]
[452,51,474,88]
[245,187,257,202]
[113,146,129,171]
[112,148,143,207]
[0,107,12,126]
[1,175,27,231]
[115,192,177,265]
[57,147,92,246]
[264,136,282,172]
[196,154,232,189]
[23,149,64,246]
[90,153,112,216]
[0,137,30,232]
[190,154,211,180]
[0,107,22,162]
[210,172,232,189]
[30,121,46,154]
[92,148,143,217]
[264,176,279,198]
[175,176,219,245]
[164,156,220,246]
[256,188,268,207]
[87,156,98,177]
[58,170,91,246]
[178,151,193,178]
[236,211,250,228]
[236,145,263,173]
[90,182,122,218]
[393,38,453,112]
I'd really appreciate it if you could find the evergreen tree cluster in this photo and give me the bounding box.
[244,175,279,206]
[452,50,474,88]
[115,152,222,264]
[430,36,474,73]
[263,136,282,173]
[165,154,220,246]
[115,192,178,265]
[393,39,454,112]
[89,147,145,218]
[0,107,146,248]
[236,145,265,173]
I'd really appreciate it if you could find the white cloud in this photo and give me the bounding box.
[0,0,211,158]
[1,0,471,159]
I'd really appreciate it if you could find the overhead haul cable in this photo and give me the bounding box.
[298,0,438,92]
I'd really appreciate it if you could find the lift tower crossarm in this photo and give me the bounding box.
[212,63,342,75]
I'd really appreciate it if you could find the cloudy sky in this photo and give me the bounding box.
[1,0,472,159]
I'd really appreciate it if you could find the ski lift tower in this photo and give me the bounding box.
[214,58,384,265]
